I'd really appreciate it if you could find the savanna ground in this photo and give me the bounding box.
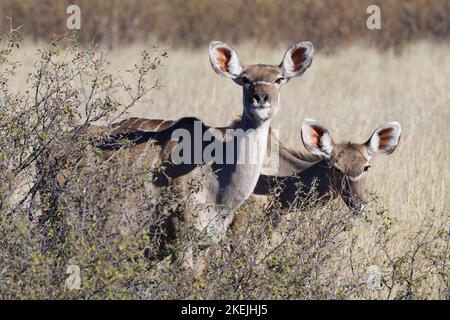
[1,35,448,299]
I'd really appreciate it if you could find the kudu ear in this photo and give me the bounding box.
[365,122,401,156]
[209,41,243,79]
[301,119,334,158]
[280,42,314,79]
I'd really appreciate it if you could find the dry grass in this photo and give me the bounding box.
[6,40,450,298]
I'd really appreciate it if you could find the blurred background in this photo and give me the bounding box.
[1,0,450,51]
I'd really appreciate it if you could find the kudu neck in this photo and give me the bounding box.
[240,111,270,131]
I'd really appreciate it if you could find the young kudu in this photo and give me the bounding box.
[251,119,402,215]
[77,41,314,271]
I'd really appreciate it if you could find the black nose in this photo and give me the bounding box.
[253,93,269,104]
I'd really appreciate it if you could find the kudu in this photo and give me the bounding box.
[65,41,314,271]
[229,119,401,268]
[250,118,402,215]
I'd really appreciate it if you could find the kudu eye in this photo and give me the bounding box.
[274,77,285,84]
[363,165,371,172]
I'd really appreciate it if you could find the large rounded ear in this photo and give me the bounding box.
[280,41,314,79]
[365,122,401,156]
[301,119,334,158]
[209,41,243,79]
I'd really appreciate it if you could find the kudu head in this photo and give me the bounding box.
[301,119,401,214]
[209,41,314,124]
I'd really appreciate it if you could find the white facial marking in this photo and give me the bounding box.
[251,101,271,108]
[250,106,271,121]
[253,80,277,86]
[348,174,363,182]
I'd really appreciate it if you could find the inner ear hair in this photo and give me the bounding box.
[209,41,242,78]
[367,122,401,155]
[301,119,333,157]
[216,47,232,72]
[281,41,314,78]
[291,46,309,72]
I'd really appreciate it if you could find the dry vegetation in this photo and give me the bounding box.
[0,28,449,300]
[1,0,450,50]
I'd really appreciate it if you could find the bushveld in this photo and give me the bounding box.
[0,31,448,299]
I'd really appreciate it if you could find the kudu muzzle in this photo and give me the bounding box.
[343,177,368,215]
